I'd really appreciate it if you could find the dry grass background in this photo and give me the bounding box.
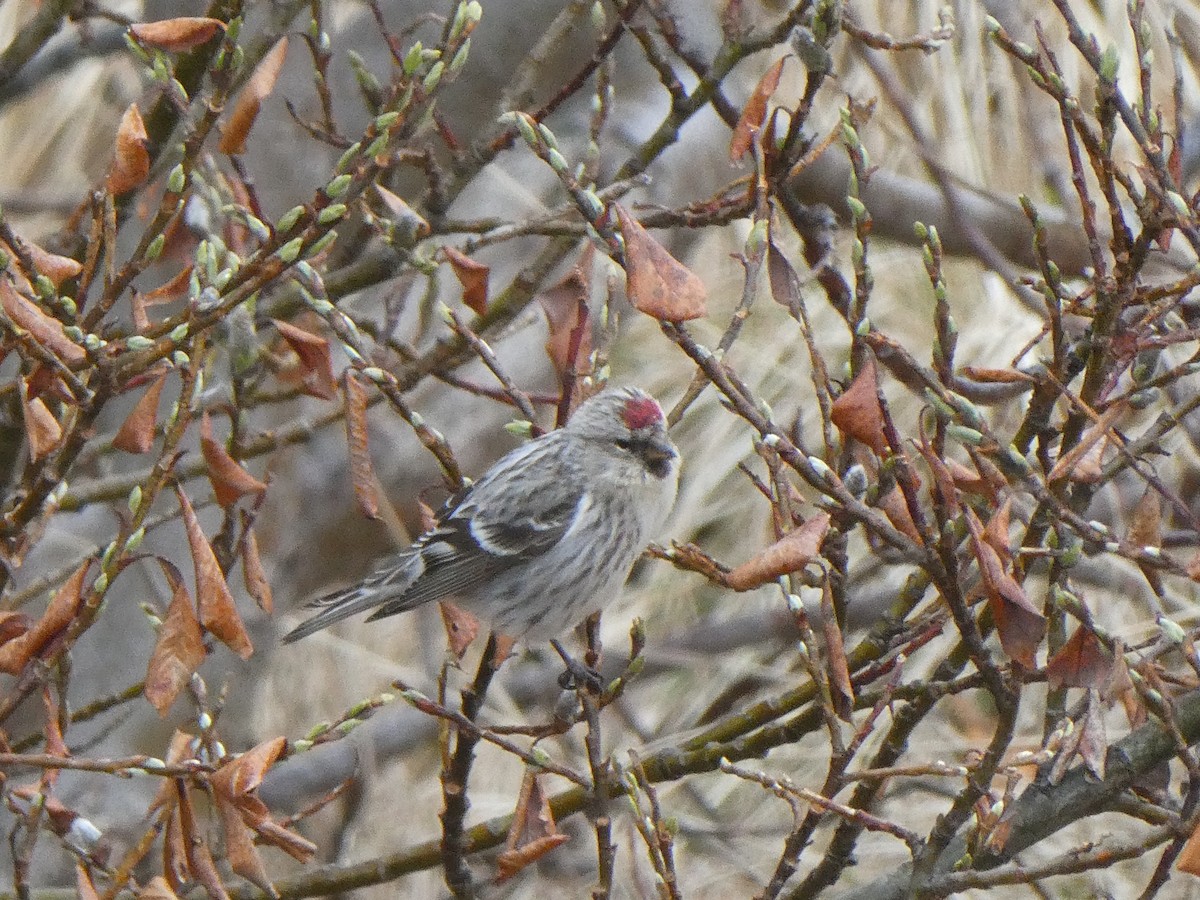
[1,0,1200,897]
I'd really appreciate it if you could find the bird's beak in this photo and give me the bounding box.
[641,438,676,478]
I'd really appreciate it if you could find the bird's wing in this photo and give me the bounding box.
[364,446,586,621]
[282,436,584,641]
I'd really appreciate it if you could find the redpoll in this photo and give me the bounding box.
[282,386,679,643]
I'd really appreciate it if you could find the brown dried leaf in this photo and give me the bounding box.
[877,485,922,543]
[946,458,990,498]
[240,518,273,614]
[442,246,490,316]
[200,413,267,508]
[1123,486,1162,553]
[820,579,854,720]
[614,204,706,322]
[1179,817,1200,875]
[24,241,82,288]
[440,601,480,659]
[1047,402,1125,482]
[916,440,961,516]
[343,372,380,520]
[1187,548,1200,583]
[42,685,68,761]
[272,318,337,400]
[730,57,785,161]
[374,185,430,236]
[965,509,1045,667]
[959,366,1037,385]
[130,17,226,51]
[177,486,253,659]
[725,512,830,591]
[20,377,62,462]
[497,771,570,883]
[0,278,86,366]
[219,37,288,154]
[1068,436,1107,484]
[177,781,230,900]
[106,103,150,195]
[76,863,102,900]
[144,561,206,716]
[538,251,593,386]
[138,876,182,899]
[1045,623,1114,691]
[112,368,169,454]
[163,803,188,893]
[0,561,88,675]
[0,610,31,646]
[142,265,194,306]
[983,496,1013,562]
[214,793,275,896]
[211,737,287,800]
[831,356,889,455]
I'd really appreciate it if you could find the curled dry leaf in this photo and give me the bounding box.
[112,367,170,454]
[1045,623,1114,691]
[176,780,229,900]
[219,37,289,154]
[176,486,253,659]
[440,600,481,659]
[830,356,889,455]
[129,17,226,51]
[240,517,273,614]
[200,413,267,508]
[767,240,803,313]
[0,610,31,646]
[106,103,150,195]
[0,561,89,675]
[1047,401,1125,482]
[442,246,490,316]
[725,512,830,591]
[1179,816,1200,876]
[141,266,194,306]
[0,277,86,366]
[613,204,707,322]
[538,245,593,386]
[212,737,316,864]
[965,508,1045,667]
[272,318,338,400]
[375,184,430,237]
[820,578,854,720]
[214,793,275,896]
[20,377,62,462]
[144,560,206,716]
[343,372,380,520]
[730,56,785,161]
[24,241,82,288]
[496,770,570,883]
[877,485,922,544]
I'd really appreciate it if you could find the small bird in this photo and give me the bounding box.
[282,386,679,645]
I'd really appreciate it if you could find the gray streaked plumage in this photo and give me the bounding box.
[282,386,679,643]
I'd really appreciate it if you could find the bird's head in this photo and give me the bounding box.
[567,387,677,480]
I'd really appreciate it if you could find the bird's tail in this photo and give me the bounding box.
[281,550,420,643]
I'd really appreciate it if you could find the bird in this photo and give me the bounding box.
[281,386,679,645]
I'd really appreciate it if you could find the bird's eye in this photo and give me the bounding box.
[614,437,634,452]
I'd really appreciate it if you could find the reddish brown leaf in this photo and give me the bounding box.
[1047,402,1125,482]
[177,487,253,659]
[1077,688,1107,780]
[965,509,1045,667]
[240,518,273,614]
[0,561,89,675]
[374,184,430,237]
[219,37,288,155]
[614,204,707,322]
[144,560,206,716]
[138,876,182,899]
[163,803,188,894]
[112,368,169,454]
[176,780,230,900]
[42,686,68,761]
[272,318,337,400]
[24,241,82,288]
[214,793,274,895]
[76,862,102,900]
[830,356,889,455]
[959,366,1037,385]
[130,17,226,51]
[945,458,990,498]
[820,578,854,720]
[440,601,480,659]
[0,278,86,366]
[1180,820,1200,876]
[725,512,830,591]
[1123,486,1163,553]
[20,377,62,462]
[538,247,593,385]
[106,103,150,195]
[496,771,570,883]
[916,440,961,516]
[343,372,380,520]
[142,266,194,306]
[877,485,922,543]
[200,413,267,508]
[1045,623,1114,691]
[0,610,31,646]
[767,240,803,312]
[442,246,490,316]
[983,496,1013,562]
[1067,436,1107,484]
[730,57,785,161]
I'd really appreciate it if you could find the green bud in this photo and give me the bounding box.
[1167,191,1191,219]
[306,229,338,257]
[325,173,353,198]
[336,141,361,172]
[128,485,143,513]
[167,163,186,193]
[318,203,347,224]
[35,275,54,298]
[93,572,109,595]
[125,526,146,553]
[126,335,155,351]
[145,233,166,261]
[1099,43,1119,82]
[169,323,189,342]
[277,237,304,263]
[846,195,868,222]
[373,111,400,130]
[505,420,534,438]
[1160,617,1186,645]
[422,60,444,92]
[171,351,189,367]
[403,41,424,76]
[449,39,470,75]
[365,133,389,158]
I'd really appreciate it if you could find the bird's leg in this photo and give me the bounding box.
[550,639,602,693]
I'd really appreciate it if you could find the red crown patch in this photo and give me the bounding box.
[621,395,662,430]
